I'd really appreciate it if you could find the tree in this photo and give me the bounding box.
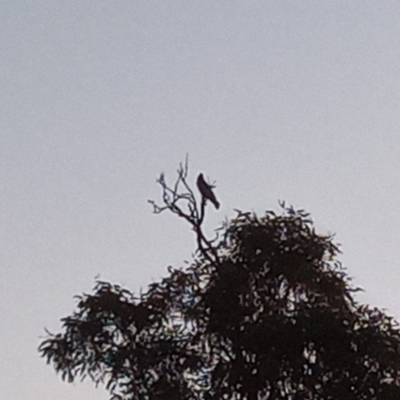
[39,162,400,400]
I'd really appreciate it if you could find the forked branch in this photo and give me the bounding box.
[148,159,220,266]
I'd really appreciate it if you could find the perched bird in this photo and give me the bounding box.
[197,173,220,209]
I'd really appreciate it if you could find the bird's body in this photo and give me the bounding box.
[197,173,220,209]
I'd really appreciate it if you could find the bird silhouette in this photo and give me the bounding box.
[197,173,220,209]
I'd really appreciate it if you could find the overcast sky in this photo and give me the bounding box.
[2,2,400,399]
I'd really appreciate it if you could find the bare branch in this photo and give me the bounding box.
[148,159,220,266]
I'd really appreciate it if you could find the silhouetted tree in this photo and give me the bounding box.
[39,161,400,400]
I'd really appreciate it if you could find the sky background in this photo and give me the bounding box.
[2,1,400,399]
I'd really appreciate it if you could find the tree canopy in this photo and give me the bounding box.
[39,163,400,399]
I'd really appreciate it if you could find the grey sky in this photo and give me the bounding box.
[2,2,400,399]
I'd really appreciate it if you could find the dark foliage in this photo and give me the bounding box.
[39,165,400,400]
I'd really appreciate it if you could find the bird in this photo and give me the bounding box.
[197,173,220,209]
